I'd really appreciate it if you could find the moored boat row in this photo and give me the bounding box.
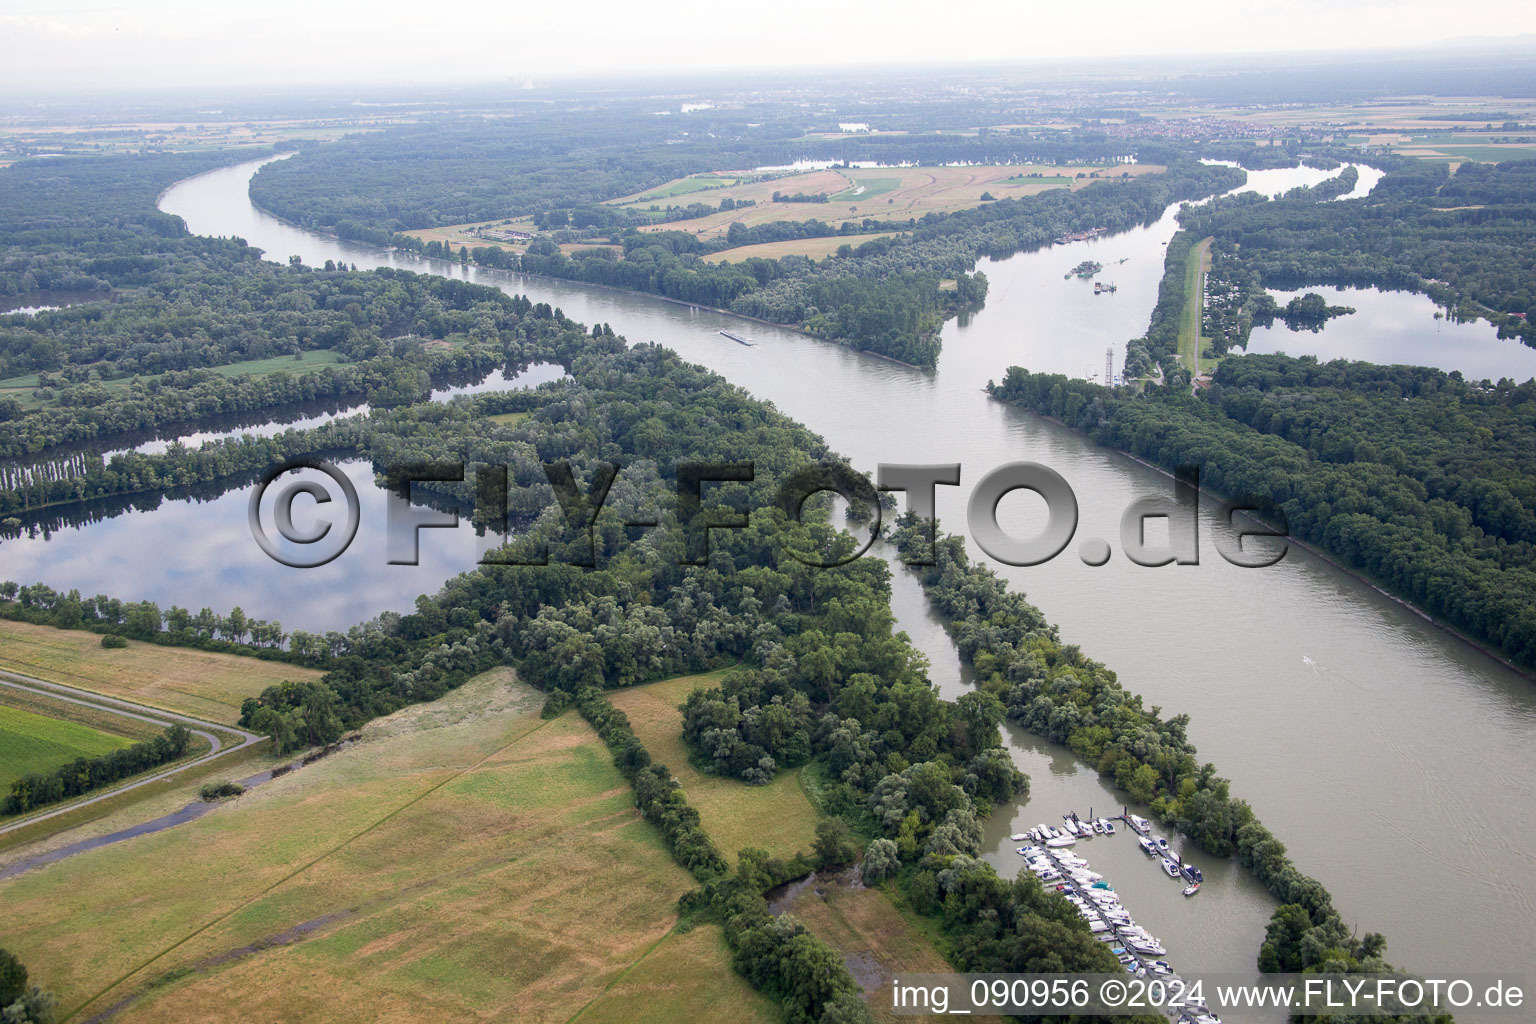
[1012,810,1222,1024]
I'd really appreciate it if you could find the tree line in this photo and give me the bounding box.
[3,723,193,816]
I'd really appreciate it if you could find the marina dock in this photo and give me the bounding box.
[1014,811,1223,1024]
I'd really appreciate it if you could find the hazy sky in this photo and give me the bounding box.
[1,0,1533,91]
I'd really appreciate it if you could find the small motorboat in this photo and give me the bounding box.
[1009,832,1030,842]
[1126,814,1151,835]
[1161,857,1182,878]
[1137,837,1158,856]
[1183,882,1201,897]
[1154,836,1170,853]
[1045,834,1077,848]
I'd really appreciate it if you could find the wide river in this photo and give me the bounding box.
[4,157,1533,1017]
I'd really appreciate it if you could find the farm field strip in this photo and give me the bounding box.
[0,620,323,725]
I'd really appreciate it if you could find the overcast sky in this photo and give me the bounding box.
[1,0,1533,92]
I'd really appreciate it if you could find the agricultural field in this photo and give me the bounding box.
[0,703,135,790]
[607,672,821,864]
[0,669,765,1024]
[627,163,1161,243]
[0,620,324,726]
[1394,143,1536,162]
[701,231,900,264]
[629,174,742,200]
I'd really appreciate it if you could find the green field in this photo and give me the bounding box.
[832,176,900,201]
[0,669,771,1024]
[636,175,738,201]
[3,350,345,411]
[608,672,821,864]
[0,371,41,390]
[0,704,135,789]
[1180,237,1213,378]
[486,410,529,427]
[203,349,345,377]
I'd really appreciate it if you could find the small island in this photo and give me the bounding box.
[1066,259,1103,280]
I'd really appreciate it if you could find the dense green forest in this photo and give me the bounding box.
[1184,159,1536,353]
[0,152,581,467]
[990,358,1536,669]
[515,158,1242,365]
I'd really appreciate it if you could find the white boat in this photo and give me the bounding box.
[1045,835,1077,848]
[1137,837,1158,856]
[1129,937,1166,956]
[1183,882,1201,897]
[1127,814,1151,835]
[1161,858,1182,878]
[1154,836,1170,853]
[1009,832,1030,842]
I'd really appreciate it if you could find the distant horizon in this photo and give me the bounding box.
[1,0,1535,94]
[5,41,1536,110]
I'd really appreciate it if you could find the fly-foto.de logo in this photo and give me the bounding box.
[248,459,1288,570]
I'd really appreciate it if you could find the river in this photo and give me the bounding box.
[4,156,1532,1016]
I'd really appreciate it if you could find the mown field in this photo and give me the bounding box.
[0,703,134,790]
[608,671,821,865]
[0,620,326,726]
[0,669,775,1024]
[701,231,900,264]
[573,923,778,1024]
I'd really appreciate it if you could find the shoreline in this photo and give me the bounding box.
[997,398,1536,684]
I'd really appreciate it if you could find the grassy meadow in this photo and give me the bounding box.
[0,620,323,725]
[0,669,774,1024]
[572,923,778,1024]
[631,163,1163,245]
[607,671,821,865]
[0,704,135,790]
